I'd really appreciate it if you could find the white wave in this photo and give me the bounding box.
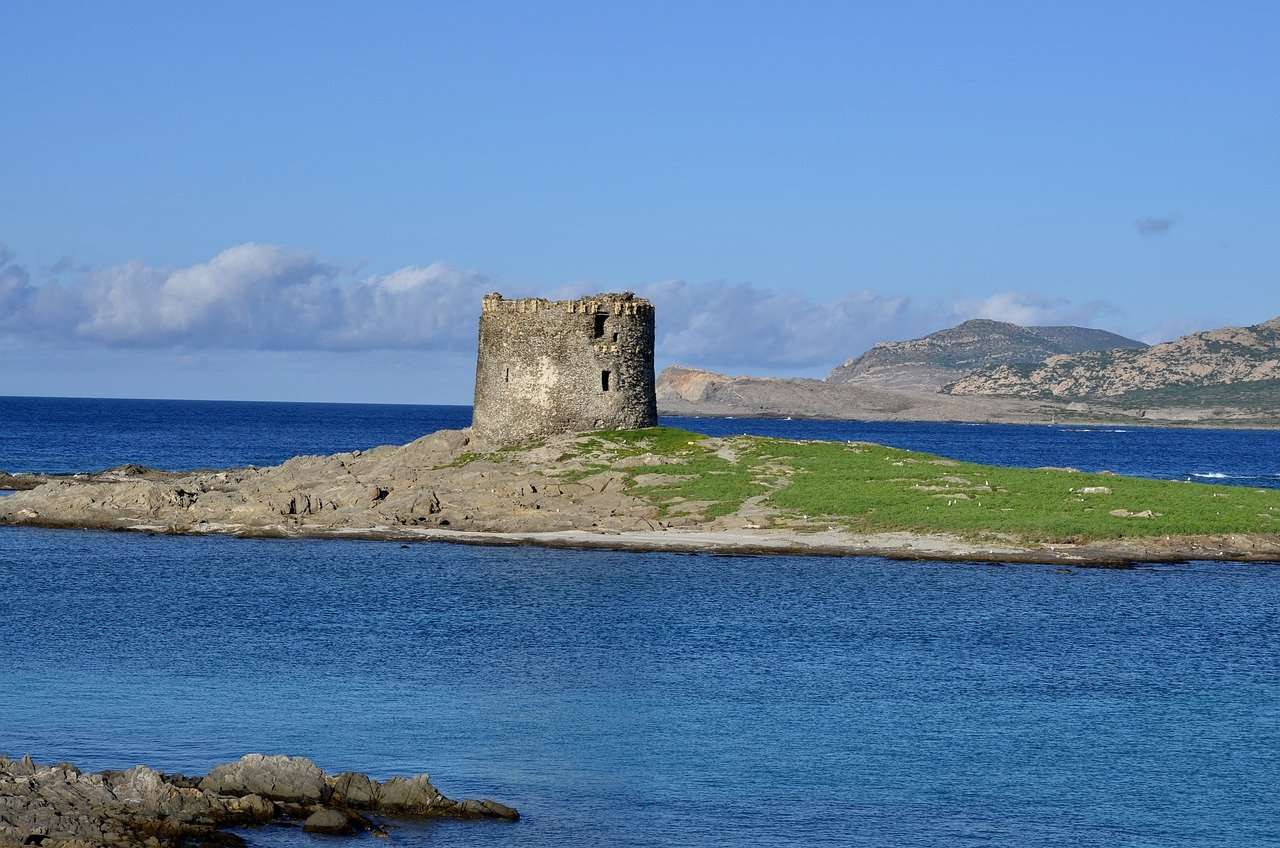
[1190,472,1271,480]
[1062,428,1131,433]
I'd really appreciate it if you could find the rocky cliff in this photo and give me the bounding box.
[827,319,1146,390]
[945,316,1280,402]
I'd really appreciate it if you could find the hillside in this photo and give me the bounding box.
[946,317,1280,402]
[654,366,1059,421]
[827,319,1146,390]
[655,365,1157,425]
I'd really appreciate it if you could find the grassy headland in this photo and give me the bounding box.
[574,427,1280,542]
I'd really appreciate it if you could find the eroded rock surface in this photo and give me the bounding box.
[0,753,517,848]
[0,428,670,537]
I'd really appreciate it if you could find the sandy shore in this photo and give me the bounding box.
[11,515,1279,567]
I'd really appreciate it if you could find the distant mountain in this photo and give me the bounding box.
[945,316,1280,402]
[827,319,1147,390]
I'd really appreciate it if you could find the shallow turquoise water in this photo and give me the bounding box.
[2,528,1278,847]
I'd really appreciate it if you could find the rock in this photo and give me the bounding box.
[460,799,520,820]
[375,774,443,814]
[226,793,275,823]
[480,799,520,820]
[302,808,353,835]
[201,754,328,804]
[410,490,442,516]
[1076,486,1113,495]
[328,771,378,808]
[0,753,518,848]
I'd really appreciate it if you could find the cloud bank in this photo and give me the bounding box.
[1,243,491,351]
[0,242,1120,373]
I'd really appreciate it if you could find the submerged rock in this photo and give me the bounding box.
[302,808,353,835]
[0,753,518,848]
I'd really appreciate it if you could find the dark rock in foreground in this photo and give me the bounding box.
[0,753,517,848]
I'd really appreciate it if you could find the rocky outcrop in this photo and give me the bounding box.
[0,473,43,491]
[827,319,1145,390]
[201,754,327,804]
[0,753,517,848]
[0,428,673,538]
[946,316,1280,401]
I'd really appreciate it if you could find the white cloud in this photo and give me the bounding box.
[2,243,493,351]
[954,292,1111,327]
[0,242,1128,373]
[637,279,929,370]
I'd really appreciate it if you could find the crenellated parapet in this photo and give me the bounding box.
[480,292,653,317]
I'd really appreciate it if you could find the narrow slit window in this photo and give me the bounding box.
[504,367,509,383]
[612,332,619,343]
[593,314,607,338]
[601,370,611,392]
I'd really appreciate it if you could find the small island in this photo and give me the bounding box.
[2,293,1277,565]
[3,424,1278,565]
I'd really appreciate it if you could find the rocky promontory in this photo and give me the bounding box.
[3,426,1279,565]
[0,428,667,538]
[0,753,517,848]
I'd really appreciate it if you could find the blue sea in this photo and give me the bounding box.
[2,397,1278,847]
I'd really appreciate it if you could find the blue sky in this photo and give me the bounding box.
[2,1,1276,402]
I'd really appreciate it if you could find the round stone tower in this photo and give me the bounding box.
[471,292,657,445]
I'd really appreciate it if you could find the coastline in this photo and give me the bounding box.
[8,516,1279,567]
[658,405,1280,431]
[4,425,1278,567]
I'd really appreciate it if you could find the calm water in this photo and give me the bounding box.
[2,397,1279,846]
[2,396,1279,486]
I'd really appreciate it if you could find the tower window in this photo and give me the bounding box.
[601,370,611,391]
[593,314,607,338]
[612,332,619,343]
[504,367,509,383]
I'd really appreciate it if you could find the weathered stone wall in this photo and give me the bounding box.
[472,292,657,444]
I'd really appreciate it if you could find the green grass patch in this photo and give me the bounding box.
[763,440,1279,540]
[576,427,765,518]
[595,428,1280,540]
[441,451,485,468]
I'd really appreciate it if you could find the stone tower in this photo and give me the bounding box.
[471,292,658,444]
